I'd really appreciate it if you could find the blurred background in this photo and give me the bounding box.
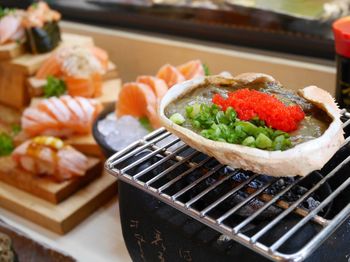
[1,0,350,59]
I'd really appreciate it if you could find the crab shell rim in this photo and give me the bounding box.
[158,73,345,177]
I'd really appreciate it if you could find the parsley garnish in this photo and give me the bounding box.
[43,76,67,98]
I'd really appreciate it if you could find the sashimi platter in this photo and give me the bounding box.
[0,1,120,233]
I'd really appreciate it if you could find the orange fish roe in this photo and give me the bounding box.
[212,89,305,132]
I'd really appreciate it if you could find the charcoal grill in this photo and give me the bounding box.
[106,110,350,262]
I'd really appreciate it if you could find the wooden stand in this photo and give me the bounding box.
[0,173,116,234]
[0,42,25,61]
[0,33,94,109]
[0,157,102,204]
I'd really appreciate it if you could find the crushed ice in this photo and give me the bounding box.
[98,113,148,151]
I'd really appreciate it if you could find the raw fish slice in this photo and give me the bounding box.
[12,136,88,181]
[22,108,58,136]
[10,26,24,42]
[40,128,74,137]
[177,60,205,80]
[65,73,102,98]
[137,76,168,100]
[35,54,62,79]
[75,97,97,133]
[60,95,88,125]
[22,96,101,137]
[156,64,186,88]
[117,82,159,129]
[89,46,109,70]
[38,97,71,124]
[19,156,36,173]
[0,15,23,44]
[58,147,87,176]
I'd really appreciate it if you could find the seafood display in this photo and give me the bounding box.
[0,2,61,53]
[21,95,102,137]
[93,60,207,151]
[12,136,88,181]
[159,73,344,177]
[117,59,206,129]
[35,45,109,98]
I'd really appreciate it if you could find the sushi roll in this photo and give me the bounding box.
[21,95,102,137]
[23,2,61,54]
[12,136,89,181]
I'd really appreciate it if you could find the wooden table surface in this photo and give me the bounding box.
[0,197,131,262]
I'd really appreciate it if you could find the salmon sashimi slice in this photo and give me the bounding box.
[60,95,87,124]
[90,46,109,70]
[12,137,88,181]
[22,108,58,136]
[136,76,168,100]
[0,14,24,44]
[65,73,102,98]
[38,97,71,124]
[117,82,159,127]
[177,60,205,80]
[22,96,102,137]
[35,54,63,79]
[156,64,186,88]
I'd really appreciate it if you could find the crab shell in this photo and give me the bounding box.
[158,73,345,177]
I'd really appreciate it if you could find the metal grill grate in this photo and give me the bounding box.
[105,110,350,262]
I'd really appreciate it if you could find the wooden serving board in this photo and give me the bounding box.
[0,172,117,234]
[0,156,102,204]
[0,42,25,61]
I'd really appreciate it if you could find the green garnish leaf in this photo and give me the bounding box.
[0,7,14,18]
[170,113,185,125]
[0,132,14,156]
[11,124,21,135]
[43,76,67,98]
[203,63,211,76]
[139,117,153,132]
[31,2,39,9]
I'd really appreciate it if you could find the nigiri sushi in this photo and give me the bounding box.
[36,45,109,98]
[0,9,25,45]
[21,95,102,137]
[12,136,88,181]
[23,2,61,54]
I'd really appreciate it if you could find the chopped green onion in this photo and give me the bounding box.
[170,113,185,125]
[179,101,291,151]
[255,133,272,149]
[242,136,256,147]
